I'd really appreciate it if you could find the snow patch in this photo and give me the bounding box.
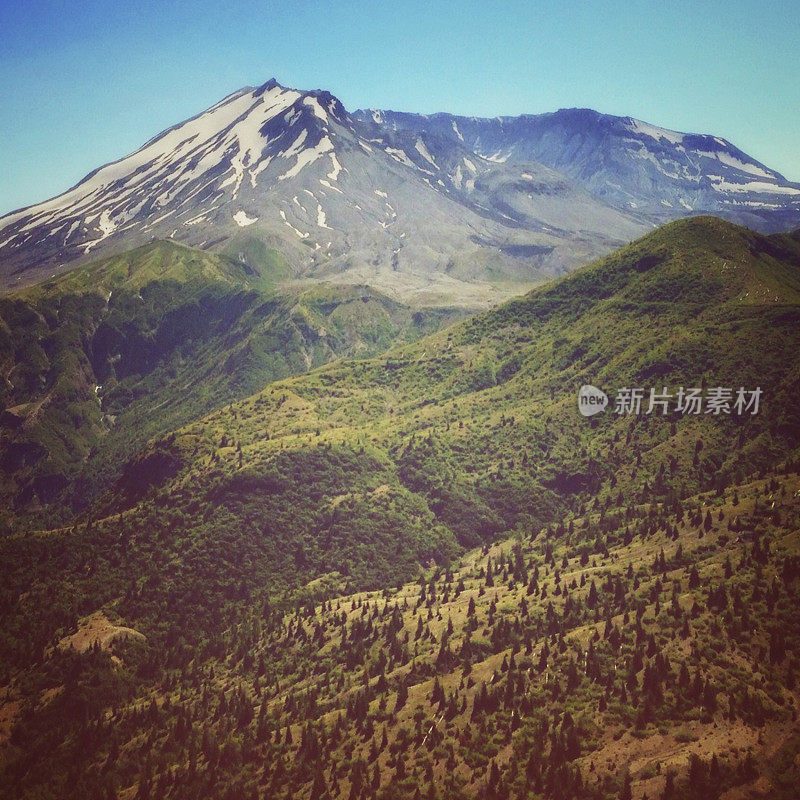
[626,118,684,145]
[83,210,118,252]
[220,151,248,197]
[145,209,176,229]
[98,210,116,237]
[303,97,328,123]
[64,219,81,241]
[279,209,307,238]
[184,210,210,226]
[278,136,333,180]
[698,150,775,179]
[710,178,800,195]
[233,210,258,227]
[327,153,343,181]
[384,147,416,167]
[414,138,438,168]
[740,200,782,209]
[283,129,308,157]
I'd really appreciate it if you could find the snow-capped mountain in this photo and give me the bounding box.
[353,107,800,233]
[0,81,647,301]
[1,80,797,302]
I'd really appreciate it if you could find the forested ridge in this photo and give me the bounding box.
[1,217,799,799]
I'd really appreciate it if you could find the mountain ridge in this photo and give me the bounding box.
[0,237,468,526]
[0,80,647,303]
[354,105,800,233]
[4,79,799,307]
[1,216,800,799]
[79,216,800,539]
[3,215,798,529]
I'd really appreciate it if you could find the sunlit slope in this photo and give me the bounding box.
[0,240,466,526]
[78,217,800,595]
[1,217,800,799]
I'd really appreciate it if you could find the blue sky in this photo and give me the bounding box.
[0,0,798,216]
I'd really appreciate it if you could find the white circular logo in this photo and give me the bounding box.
[578,385,608,417]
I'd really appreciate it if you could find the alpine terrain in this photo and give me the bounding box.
[0,75,799,800]
[356,107,800,233]
[0,80,646,304]
[2,80,799,304]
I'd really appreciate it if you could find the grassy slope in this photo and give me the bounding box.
[76,217,799,588]
[1,436,798,799]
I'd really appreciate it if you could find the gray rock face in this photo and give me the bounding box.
[354,107,800,233]
[0,82,646,303]
[2,81,796,304]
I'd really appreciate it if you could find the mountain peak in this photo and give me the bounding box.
[552,107,604,120]
[2,81,799,298]
[255,77,283,95]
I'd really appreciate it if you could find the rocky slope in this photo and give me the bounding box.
[356,107,800,233]
[0,82,647,304]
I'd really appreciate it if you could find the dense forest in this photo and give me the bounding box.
[1,217,799,799]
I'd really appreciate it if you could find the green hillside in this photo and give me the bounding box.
[0,240,467,528]
[0,217,799,799]
[78,217,798,589]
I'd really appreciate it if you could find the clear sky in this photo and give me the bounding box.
[1,0,798,216]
